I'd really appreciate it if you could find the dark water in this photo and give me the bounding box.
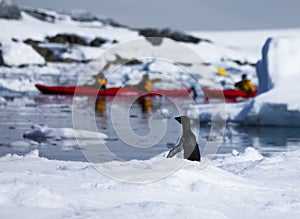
[0,92,300,162]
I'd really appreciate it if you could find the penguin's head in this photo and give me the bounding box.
[175,116,182,124]
[175,116,189,124]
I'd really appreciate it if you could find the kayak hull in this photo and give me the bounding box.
[35,84,192,97]
[203,87,257,102]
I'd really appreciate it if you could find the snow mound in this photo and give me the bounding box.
[1,40,45,66]
[23,125,107,140]
[0,149,299,218]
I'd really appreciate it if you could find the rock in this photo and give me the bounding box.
[24,39,61,62]
[0,45,5,66]
[232,59,256,67]
[23,39,43,46]
[22,7,55,23]
[138,28,210,44]
[145,37,164,46]
[46,33,89,46]
[89,37,107,47]
[0,0,21,20]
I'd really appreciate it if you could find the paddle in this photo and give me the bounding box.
[216,67,228,76]
[216,67,236,84]
[102,62,111,71]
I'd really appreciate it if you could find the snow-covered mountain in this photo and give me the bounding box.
[0,1,260,69]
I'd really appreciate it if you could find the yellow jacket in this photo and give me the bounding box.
[235,80,255,93]
[97,78,107,89]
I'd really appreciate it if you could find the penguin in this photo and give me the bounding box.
[167,116,201,162]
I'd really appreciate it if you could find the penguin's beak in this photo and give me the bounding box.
[175,116,182,124]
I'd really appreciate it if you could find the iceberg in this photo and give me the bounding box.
[187,36,300,127]
[238,37,300,126]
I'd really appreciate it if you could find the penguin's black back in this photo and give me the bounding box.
[185,143,201,161]
[172,116,201,162]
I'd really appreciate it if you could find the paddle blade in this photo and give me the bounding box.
[217,67,228,76]
[102,63,111,71]
[150,78,162,83]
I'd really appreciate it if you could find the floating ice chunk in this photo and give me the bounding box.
[0,96,6,105]
[24,149,40,158]
[23,124,107,141]
[240,147,264,162]
[231,149,239,157]
[9,141,31,147]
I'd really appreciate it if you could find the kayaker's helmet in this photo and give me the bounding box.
[98,71,105,78]
[143,74,149,79]
[242,74,247,80]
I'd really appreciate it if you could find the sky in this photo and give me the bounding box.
[14,0,300,31]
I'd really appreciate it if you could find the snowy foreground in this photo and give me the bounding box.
[0,148,299,219]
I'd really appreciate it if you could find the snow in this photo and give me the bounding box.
[0,148,299,218]
[1,40,45,66]
[23,124,108,141]
[0,77,38,92]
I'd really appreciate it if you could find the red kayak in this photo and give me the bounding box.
[35,84,192,97]
[203,87,257,103]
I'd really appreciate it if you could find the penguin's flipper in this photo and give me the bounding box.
[167,142,183,158]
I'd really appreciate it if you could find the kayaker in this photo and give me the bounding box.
[140,74,152,92]
[234,74,255,93]
[96,71,107,90]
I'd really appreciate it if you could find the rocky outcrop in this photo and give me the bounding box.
[0,0,21,20]
[69,9,98,22]
[46,34,115,47]
[138,28,211,44]
[24,39,90,63]
[24,39,59,62]
[46,34,89,46]
[68,9,126,27]
[22,7,55,23]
